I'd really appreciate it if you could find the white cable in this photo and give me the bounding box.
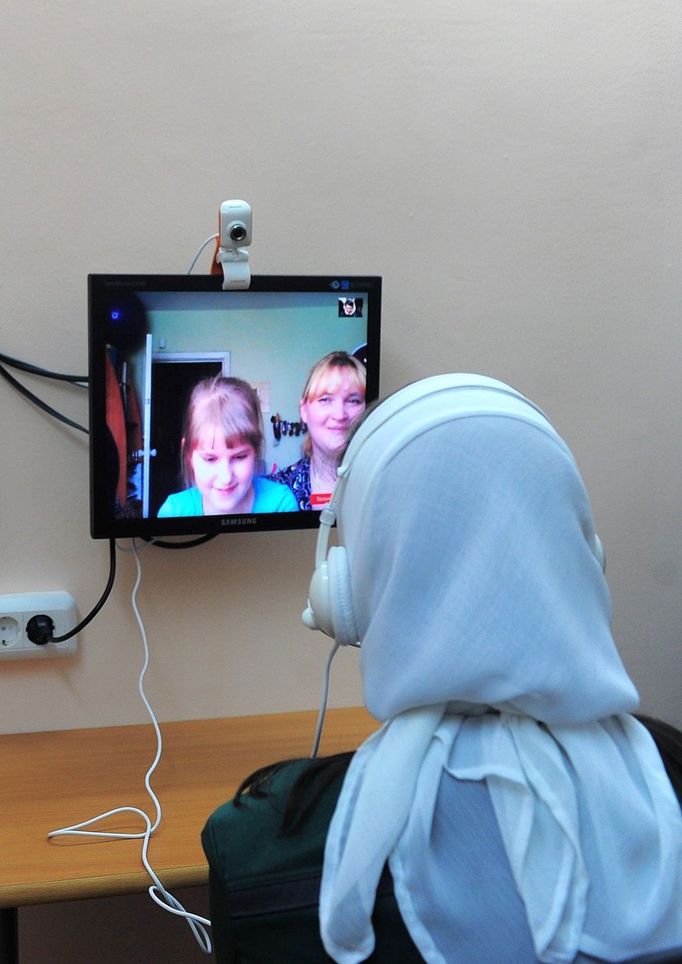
[310,640,341,758]
[187,233,219,275]
[48,539,212,954]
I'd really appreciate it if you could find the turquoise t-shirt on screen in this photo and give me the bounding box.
[157,477,298,517]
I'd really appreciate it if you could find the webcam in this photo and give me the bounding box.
[220,199,252,247]
[217,199,252,290]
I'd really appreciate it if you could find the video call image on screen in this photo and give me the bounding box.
[89,276,381,539]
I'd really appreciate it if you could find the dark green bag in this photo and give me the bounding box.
[202,759,423,963]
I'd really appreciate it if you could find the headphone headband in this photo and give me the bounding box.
[338,374,550,480]
[302,373,604,645]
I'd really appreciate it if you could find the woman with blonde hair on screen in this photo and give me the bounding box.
[270,351,366,510]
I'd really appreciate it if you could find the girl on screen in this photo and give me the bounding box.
[270,351,366,510]
[158,376,298,517]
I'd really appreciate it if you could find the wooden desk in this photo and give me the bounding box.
[0,707,376,962]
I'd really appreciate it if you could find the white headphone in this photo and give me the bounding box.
[301,373,605,647]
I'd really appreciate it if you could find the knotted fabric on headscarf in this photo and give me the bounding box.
[319,380,682,963]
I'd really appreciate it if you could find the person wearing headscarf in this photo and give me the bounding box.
[204,374,682,963]
[317,374,682,963]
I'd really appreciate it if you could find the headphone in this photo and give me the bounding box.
[301,373,605,647]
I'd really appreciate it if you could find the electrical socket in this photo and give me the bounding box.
[0,592,78,660]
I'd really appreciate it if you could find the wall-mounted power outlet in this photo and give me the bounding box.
[0,592,78,660]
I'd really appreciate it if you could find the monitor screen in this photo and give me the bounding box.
[88,274,381,539]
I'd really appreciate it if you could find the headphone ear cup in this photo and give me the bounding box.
[304,559,334,638]
[327,546,359,647]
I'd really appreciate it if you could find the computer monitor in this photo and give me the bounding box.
[88,274,381,539]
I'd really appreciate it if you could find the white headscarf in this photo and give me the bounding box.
[319,377,682,963]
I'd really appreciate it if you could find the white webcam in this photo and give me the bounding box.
[217,199,252,290]
[220,199,252,247]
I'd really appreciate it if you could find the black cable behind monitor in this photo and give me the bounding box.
[0,359,89,435]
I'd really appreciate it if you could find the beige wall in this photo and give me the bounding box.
[3,1,681,958]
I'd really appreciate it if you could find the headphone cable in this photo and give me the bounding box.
[310,640,341,758]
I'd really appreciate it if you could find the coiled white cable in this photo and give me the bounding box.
[48,539,212,954]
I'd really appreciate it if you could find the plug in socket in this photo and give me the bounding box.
[0,592,78,659]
